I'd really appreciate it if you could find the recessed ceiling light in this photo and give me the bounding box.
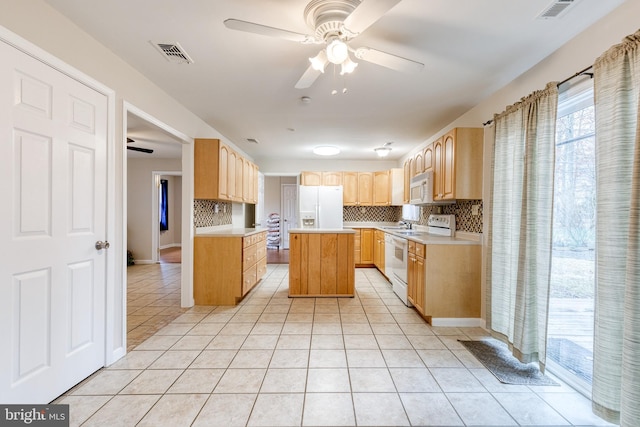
[313,146,340,156]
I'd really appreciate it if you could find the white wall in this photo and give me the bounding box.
[401,0,640,164]
[264,176,297,218]
[258,158,400,174]
[127,158,181,262]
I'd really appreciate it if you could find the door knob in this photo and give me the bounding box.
[95,240,110,250]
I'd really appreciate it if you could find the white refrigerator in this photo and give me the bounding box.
[298,185,343,229]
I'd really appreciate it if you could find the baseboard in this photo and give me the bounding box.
[132,259,156,265]
[431,318,484,327]
[159,243,182,250]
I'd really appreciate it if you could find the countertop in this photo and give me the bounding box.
[288,228,356,234]
[343,222,481,246]
[195,226,267,237]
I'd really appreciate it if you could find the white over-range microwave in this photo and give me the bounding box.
[409,171,434,205]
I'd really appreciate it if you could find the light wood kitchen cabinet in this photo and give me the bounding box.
[373,171,391,206]
[344,172,373,206]
[433,127,483,201]
[407,242,481,323]
[357,172,373,205]
[322,171,343,186]
[194,231,267,305]
[289,231,355,297]
[403,159,411,204]
[353,229,361,264]
[235,153,244,202]
[359,228,374,265]
[423,144,434,173]
[195,138,258,203]
[194,138,229,200]
[414,151,424,176]
[300,171,322,186]
[407,241,425,315]
[373,229,385,274]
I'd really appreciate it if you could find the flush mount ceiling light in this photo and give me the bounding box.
[313,145,341,156]
[374,141,393,157]
[374,147,392,157]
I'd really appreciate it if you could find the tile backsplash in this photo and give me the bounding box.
[194,200,232,228]
[417,200,483,233]
[343,206,401,223]
[195,198,483,233]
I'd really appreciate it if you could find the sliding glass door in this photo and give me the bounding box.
[547,78,595,393]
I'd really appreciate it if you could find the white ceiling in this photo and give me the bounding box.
[126,113,183,159]
[46,0,625,161]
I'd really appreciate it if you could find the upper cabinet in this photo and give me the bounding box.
[301,169,402,206]
[194,138,258,204]
[373,171,390,206]
[300,171,322,186]
[344,172,373,206]
[403,127,483,202]
[322,171,343,186]
[434,128,483,201]
[300,171,343,186]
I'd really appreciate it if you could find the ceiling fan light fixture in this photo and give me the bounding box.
[374,147,392,157]
[326,39,349,64]
[309,49,328,72]
[340,55,358,75]
[313,145,340,156]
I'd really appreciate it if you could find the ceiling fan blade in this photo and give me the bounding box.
[342,0,402,36]
[224,19,314,43]
[127,146,154,154]
[354,47,424,73]
[295,65,322,89]
[126,137,135,143]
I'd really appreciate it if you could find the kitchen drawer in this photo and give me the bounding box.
[243,244,257,266]
[415,243,426,258]
[242,264,257,295]
[408,240,416,254]
[256,231,266,243]
[243,236,252,248]
[256,257,267,281]
[256,243,267,261]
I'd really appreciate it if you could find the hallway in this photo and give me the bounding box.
[55,265,612,426]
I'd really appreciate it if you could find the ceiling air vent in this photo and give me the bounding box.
[537,0,577,19]
[152,42,194,64]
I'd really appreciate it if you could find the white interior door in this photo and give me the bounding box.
[0,40,107,403]
[282,184,297,249]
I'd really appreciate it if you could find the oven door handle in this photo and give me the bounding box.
[392,237,407,247]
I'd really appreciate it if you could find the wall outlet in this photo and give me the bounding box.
[472,204,480,216]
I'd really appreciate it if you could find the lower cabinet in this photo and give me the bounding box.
[409,243,481,322]
[407,241,425,315]
[359,228,374,265]
[194,231,267,305]
[373,230,385,275]
[289,232,355,297]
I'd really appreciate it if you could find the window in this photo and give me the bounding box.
[547,78,595,394]
[160,179,169,231]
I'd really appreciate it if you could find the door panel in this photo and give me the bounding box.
[282,184,297,250]
[1,41,107,403]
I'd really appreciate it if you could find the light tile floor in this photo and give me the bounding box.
[56,265,616,426]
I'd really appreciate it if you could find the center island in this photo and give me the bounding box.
[288,228,356,298]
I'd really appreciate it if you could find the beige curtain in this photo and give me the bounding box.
[488,82,558,368]
[592,29,640,426]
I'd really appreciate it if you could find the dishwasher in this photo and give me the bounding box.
[384,232,394,282]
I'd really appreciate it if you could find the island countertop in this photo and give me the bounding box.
[288,228,355,234]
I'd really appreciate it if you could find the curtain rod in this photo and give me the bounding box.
[482,64,595,126]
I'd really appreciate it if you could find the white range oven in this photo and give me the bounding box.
[390,236,410,306]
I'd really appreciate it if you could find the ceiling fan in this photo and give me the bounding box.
[126,137,154,154]
[224,0,424,89]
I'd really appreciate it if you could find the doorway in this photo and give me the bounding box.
[124,107,192,350]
